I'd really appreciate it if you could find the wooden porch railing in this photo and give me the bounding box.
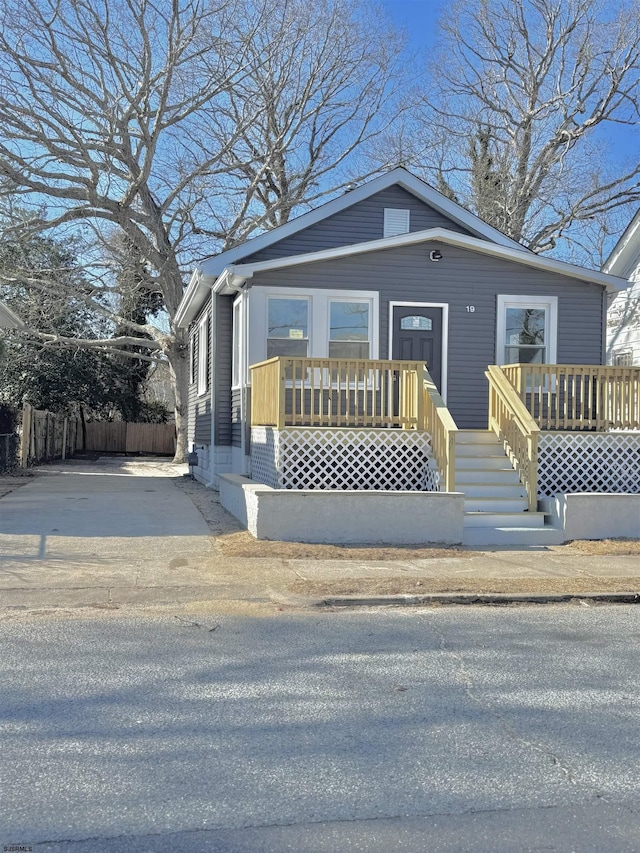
[503,364,640,431]
[423,367,457,492]
[250,357,426,429]
[486,365,540,511]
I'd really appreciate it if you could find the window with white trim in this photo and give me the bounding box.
[267,297,309,358]
[248,287,378,370]
[197,313,210,396]
[613,349,633,367]
[496,295,557,366]
[384,208,410,238]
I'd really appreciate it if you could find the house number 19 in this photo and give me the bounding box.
[466,305,476,313]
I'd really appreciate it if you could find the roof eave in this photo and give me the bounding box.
[603,209,640,278]
[232,226,627,292]
[175,270,214,328]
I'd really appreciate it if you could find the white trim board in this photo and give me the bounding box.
[224,228,624,291]
[388,301,449,403]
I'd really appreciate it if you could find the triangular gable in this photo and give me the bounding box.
[198,168,525,280]
[603,208,640,278]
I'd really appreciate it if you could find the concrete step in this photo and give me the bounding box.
[463,511,546,529]
[458,483,527,499]
[455,468,522,485]
[464,496,529,513]
[463,524,565,547]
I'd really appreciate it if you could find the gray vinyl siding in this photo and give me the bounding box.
[188,300,213,447]
[214,295,233,446]
[242,186,474,263]
[248,242,605,429]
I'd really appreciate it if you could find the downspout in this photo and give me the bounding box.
[206,287,218,488]
[205,270,248,487]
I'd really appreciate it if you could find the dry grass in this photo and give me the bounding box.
[289,575,640,598]
[216,529,471,560]
[559,539,640,556]
[216,531,640,561]
[0,470,35,499]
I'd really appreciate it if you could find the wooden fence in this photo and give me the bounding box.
[80,421,176,455]
[20,404,79,467]
[0,433,18,473]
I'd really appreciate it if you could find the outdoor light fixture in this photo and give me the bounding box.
[430,249,443,262]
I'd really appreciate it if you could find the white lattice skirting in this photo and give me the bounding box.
[538,432,640,496]
[251,427,439,491]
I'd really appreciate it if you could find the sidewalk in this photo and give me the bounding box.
[0,458,639,614]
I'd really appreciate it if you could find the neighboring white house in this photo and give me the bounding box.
[604,210,640,366]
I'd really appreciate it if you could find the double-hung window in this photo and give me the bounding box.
[248,287,378,369]
[497,295,557,366]
[328,300,370,359]
[267,297,309,358]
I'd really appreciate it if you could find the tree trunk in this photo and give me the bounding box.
[167,328,189,463]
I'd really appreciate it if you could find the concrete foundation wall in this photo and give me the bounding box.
[219,475,465,544]
[544,493,640,541]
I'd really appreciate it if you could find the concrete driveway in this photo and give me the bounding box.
[2,456,640,614]
[0,457,221,609]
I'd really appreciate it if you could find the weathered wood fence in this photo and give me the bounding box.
[20,404,79,467]
[79,421,176,455]
[0,433,18,473]
[19,405,176,464]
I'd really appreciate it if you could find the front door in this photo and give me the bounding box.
[392,305,443,391]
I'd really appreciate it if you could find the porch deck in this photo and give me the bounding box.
[250,358,640,504]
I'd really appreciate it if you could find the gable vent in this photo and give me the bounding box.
[384,208,410,238]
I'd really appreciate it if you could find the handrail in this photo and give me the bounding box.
[502,363,640,431]
[486,364,540,511]
[423,367,458,492]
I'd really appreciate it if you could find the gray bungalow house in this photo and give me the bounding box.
[176,168,639,546]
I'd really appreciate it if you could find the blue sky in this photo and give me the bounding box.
[381,0,639,164]
[382,0,447,50]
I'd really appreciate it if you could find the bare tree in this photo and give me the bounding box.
[199,0,406,248]
[410,0,640,263]
[0,0,406,459]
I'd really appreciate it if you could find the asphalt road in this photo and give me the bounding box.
[2,605,640,852]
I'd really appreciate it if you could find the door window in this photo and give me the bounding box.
[400,315,432,331]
